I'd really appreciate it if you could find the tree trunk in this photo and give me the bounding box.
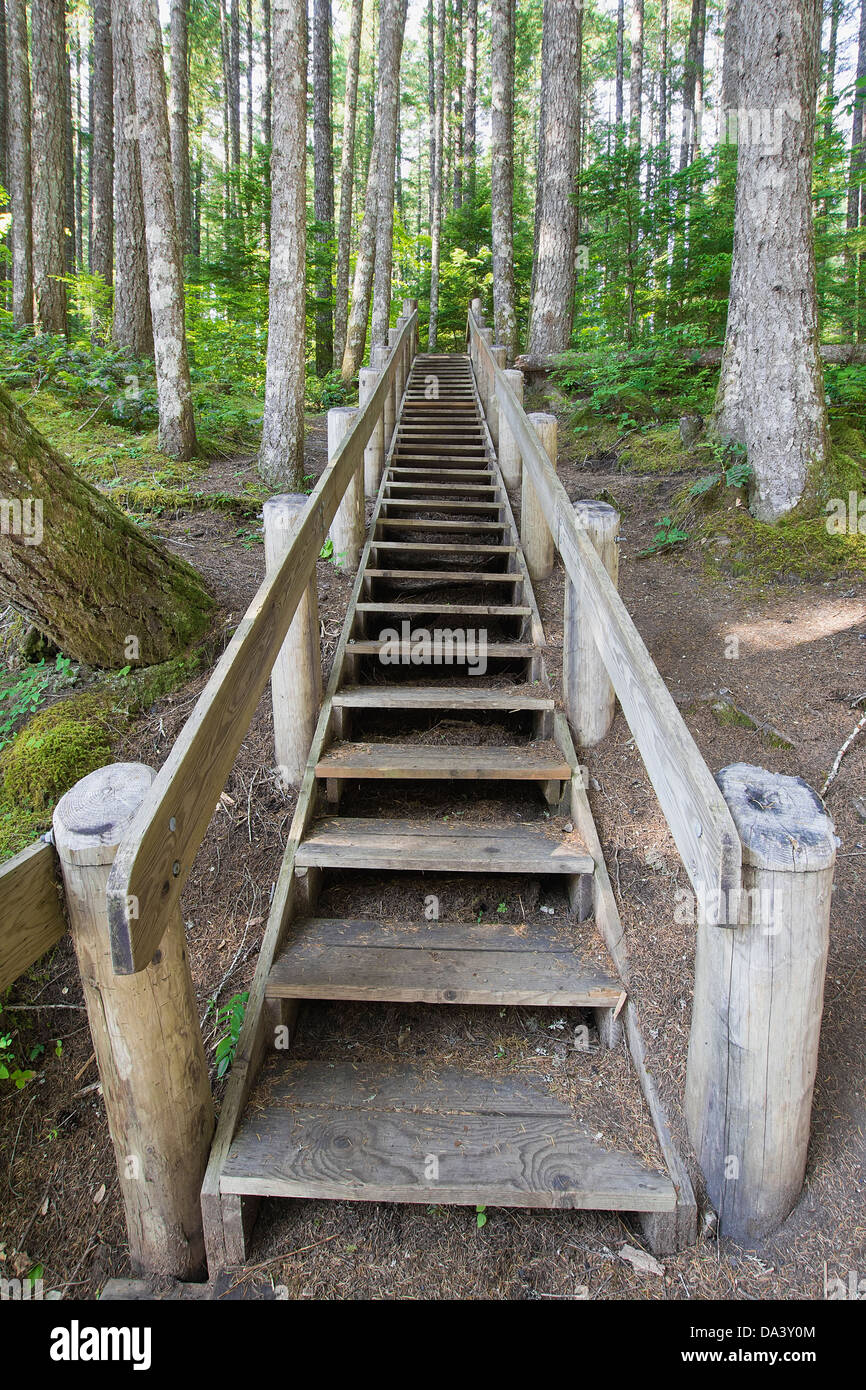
[680,0,702,171]
[111,0,152,358]
[370,0,408,350]
[313,0,335,375]
[629,0,644,146]
[847,0,866,336]
[129,0,197,460]
[263,0,272,147]
[428,0,445,350]
[659,0,668,156]
[246,0,253,159]
[229,0,241,173]
[463,0,476,203]
[334,0,363,369]
[528,9,549,335]
[720,0,742,136]
[491,0,517,361]
[169,0,191,255]
[528,0,582,357]
[0,387,212,667]
[7,0,34,327]
[31,0,67,334]
[824,0,840,146]
[260,0,307,489]
[452,0,463,210]
[90,0,114,289]
[0,3,6,287]
[63,28,75,272]
[693,0,707,163]
[615,0,624,129]
[714,0,827,522]
[427,1,435,228]
[74,27,84,273]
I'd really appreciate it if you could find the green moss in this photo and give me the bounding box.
[711,699,757,730]
[617,424,714,476]
[0,692,121,812]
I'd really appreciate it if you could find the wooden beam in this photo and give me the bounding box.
[0,840,66,993]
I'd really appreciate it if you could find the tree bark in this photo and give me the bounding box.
[453,0,463,210]
[491,0,517,361]
[463,0,476,203]
[313,0,335,374]
[246,0,253,158]
[680,0,703,170]
[7,0,34,327]
[129,0,197,460]
[370,0,407,350]
[263,0,272,147]
[714,0,827,522]
[63,26,75,272]
[428,0,445,350]
[111,0,152,358]
[720,0,742,134]
[169,0,191,255]
[824,0,840,147]
[847,0,866,335]
[31,0,67,334]
[260,0,307,489]
[229,0,241,173]
[0,387,212,667]
[615,0,624,129]
[528,0,583,357]
[629,0,644,146]
[427,1,435,227]
[334,0,363,369]
[90,0,114,288]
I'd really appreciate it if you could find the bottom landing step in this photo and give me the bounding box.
[220,1057,676,1213]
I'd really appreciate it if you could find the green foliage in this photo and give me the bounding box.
[638,517,690,558]
[214,992,249,1078]
[0,655,78,751]
[554,337,716,427]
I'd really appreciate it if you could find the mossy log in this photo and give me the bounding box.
[0,385,213,667]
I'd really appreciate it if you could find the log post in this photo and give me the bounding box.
[372,344,395,454]
[564,501,620,747]
[685,765,837,1244]
[478,327,494,419]
[404,298,418,359]
[498,368,524,488]
[359,366,384,497]
[488,345,507,450]
[53,763,214,1279]
[327,406,364,572]
[522,413,557,582]
[263,494,323,784]
[389,324,406,410]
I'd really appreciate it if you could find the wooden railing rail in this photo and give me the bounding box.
[106,310,419,973]
[467,306,742,924]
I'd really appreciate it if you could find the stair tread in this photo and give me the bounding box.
[295,817,594,873]
[333,685,552,710]
[344,637,538,658]
[315,742,571,781]
[221,1058,675,1211]
[355,602,529,616]
[266,916,622,1007]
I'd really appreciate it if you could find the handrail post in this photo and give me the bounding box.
[372,344,395,454]
[488,345,507,449]
[264,494,323,784]
[53,764,214,1279]
[685,766,836,1243]
[359,366,384,496]
[499,368,524,488]
[523,412,558,581]
[564,501,620,746]
[478,326,494,418]
[328,405,364,571]
[389,324,406,410]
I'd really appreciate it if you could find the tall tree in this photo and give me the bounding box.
[313,0,335,374]
[680,0,704,170]
[823,0,841,147]
[260,0,307,487]
[615,0,624,130]
[6,0,34,326]
[0,0,7,304]
[452,0,463,210]
[427,0,435,226]
[129,0,197,459]
[528,0,583,356]
[334,0,363,368]
[111,0,152,358]
[263,0,272,147]
[0,387,212,667]
[428,0,445,349]
[629,0,644,145]
[463,0,476,202]
[847,0,866,335]
[370,0,407,349]
[31,0,67,334]
[90,0,114,290]
[490,0,516,360]
[169,0,192,254]
[246,0,253,158]
[720,0,742,136]
[714,0,827,521]
[62,22,75,271]
[229,0,241,173]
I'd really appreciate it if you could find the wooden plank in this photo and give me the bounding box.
[345,638,537,659]
[314,742,572,781]
[375,519,505,532]
[266,917,621,1006]
[363,569,520,583]
[470,317,742,920]
[275,915,595,951]
[0,840,66,992]
[221,1064,675,1210]
[370,541,515,555]
[295,817,595,874]
[108,315,419,971]
[380,499,502,514]
[332,686,553,711]
[356,602,530,617]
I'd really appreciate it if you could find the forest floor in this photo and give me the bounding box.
[1,392,864,1303]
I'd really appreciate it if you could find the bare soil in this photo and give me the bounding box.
[2,407,864,1302]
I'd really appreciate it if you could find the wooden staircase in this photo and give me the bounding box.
[204,353,683,1262]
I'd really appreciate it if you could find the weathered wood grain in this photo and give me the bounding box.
[0,839,66,992]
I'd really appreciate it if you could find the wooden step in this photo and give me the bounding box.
[380,499,502,514]
[345,637,537,661]
[375,519,506,533]
[363,569,521,585]
[369,541,516,556]
[384,482,498,494]
[266,916,622,1007]
[220,1058,675,1211]
[295,817,594,874]
[332,685,553,711]
[314,742,571,782]
[355,602,530,618]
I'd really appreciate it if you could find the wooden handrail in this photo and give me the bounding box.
[0,838,66,991]
[467,309,742,924]
[106,313,418,972]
